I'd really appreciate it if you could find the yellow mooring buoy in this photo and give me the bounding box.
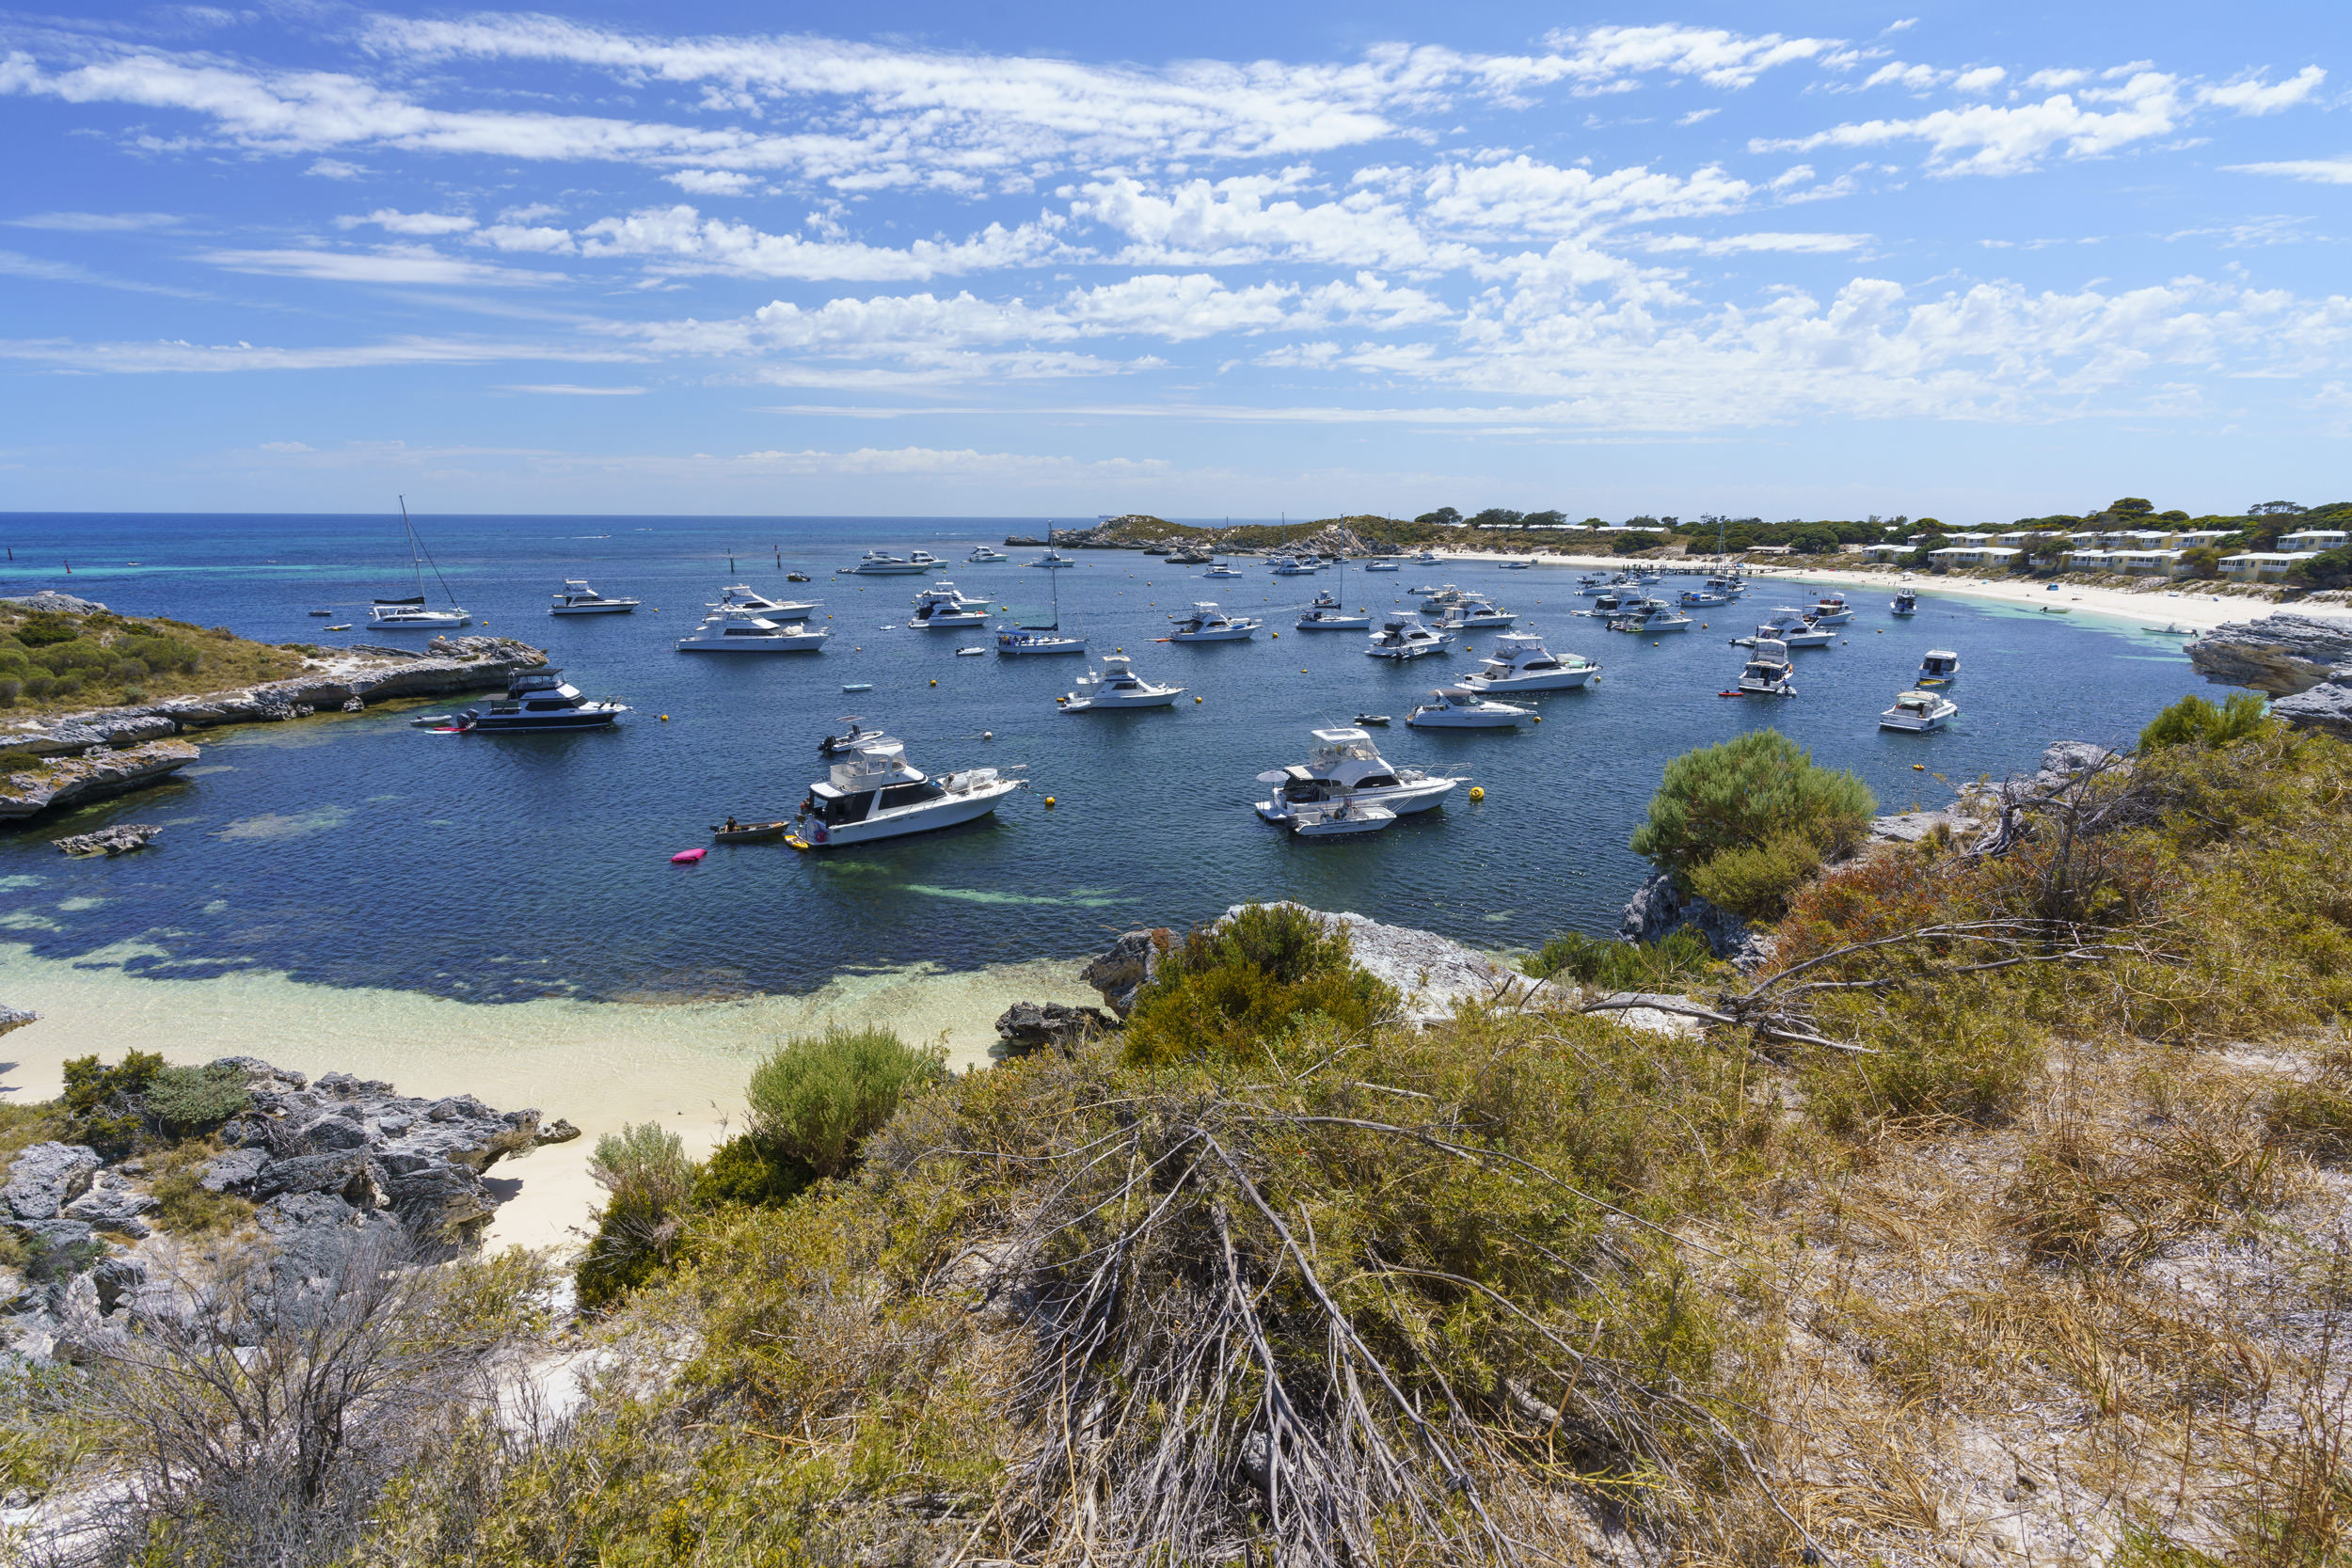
[1044,796,1057,808]
[1469,785,1485,801]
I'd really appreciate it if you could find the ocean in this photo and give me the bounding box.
[1,513,2209,1006]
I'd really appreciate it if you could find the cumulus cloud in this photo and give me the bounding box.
[2200,66,2327,114]
[1754,72,2192,175]
[339,208,476,234]
[575,205,1066,279]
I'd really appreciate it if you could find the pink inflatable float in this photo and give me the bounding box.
[670,847,706,864]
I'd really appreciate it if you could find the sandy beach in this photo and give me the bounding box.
[1414,548,2352,635]
[0,941,1102,1253]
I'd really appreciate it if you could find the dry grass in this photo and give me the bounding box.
[0,606,312,722]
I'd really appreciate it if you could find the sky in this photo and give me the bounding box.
[1,2,2348,521]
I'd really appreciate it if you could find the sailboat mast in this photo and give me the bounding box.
[399,495,423,597]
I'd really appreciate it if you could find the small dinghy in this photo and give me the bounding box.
[408,713,457,729]
[309,609,334,617]
[710,819,791,843]
[787,571,812,582]
[1354,713,1391,726]
[1287,796,1397,838]
[956,646,987,656]
[842,682,874,693]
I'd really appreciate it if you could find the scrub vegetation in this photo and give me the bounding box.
[14,701,2352,1567]
[0,603,310,719]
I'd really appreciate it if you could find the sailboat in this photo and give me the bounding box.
[370,498,470,629]
[995,560,1087,654]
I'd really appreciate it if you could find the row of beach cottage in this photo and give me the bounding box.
[1858,526,2348,580]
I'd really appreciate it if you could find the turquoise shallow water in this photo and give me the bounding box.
[0,515,2210,1003]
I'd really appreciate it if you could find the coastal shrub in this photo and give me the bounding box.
[745,1025,946,1180]
[1524,925,1712,990]
[578,1121,702,1311]
[143,1062,251,1136]
[2138,691,2276,752]
[2286,545,2352,592]
[1687,827,1827,921]
[119,632,201,674]
[1122,902,1400,1068]
[0,745,49,775]
[1629,730,1874,889]
[22,674,55,700]
[0,679,22,705]
[13,611,80,647]
[691,1132,815,1210]
[60,1049,167,1160]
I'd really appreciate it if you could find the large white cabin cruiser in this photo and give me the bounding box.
[1735,638,1796,697]
[1463,633,1598,691]
[793,734,1023,846]
[1168,602,1263,641]
[908,583,990,628]
[1253,726,1460,824]
[676,607,830,652]
[1365,610,1454,660]
[1027,550,1077,568]
[1807,592,1854,625]
[1406,687,1531,728]
[454,668,628,732]
[1915,649,1961,687]
[1608,601,1692,634]
[1881,689,1959,731]
[1270,555,1317,576]
[1296,590,1371,630]
[1362,558,1400,572]
[716,584,818,619]
[1058,654,1184,710]
[1755,609,1834,647]
[966,546,1009,562]
[548,580,639,616]
[843,549,940,576]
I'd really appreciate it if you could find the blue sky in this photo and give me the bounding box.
[1,2,2347,520]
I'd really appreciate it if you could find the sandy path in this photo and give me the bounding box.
[0,942,1100,1253]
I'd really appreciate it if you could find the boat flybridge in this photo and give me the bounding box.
[1916,649,1961,687]
[1755,609,1834,647]
[966,546,1009,563]
[548,580,640,616]
[908,583,990,628]
[1406,687,1531,728]
[1462,632,1598,691]
[1881,689,1959,732]
[371,497,470,629]
[676,607,830,652]
[843,549,942,576]
[1366,610,1454,660]
[1735,637,1796,697]
[792,733,1023,847]
[453,668,628,732]
[1058,654,1184,711]
[1253,726,1461,825]
[1168,602,1263,641]
[716,584,818,619]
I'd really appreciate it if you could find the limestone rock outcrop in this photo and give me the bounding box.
[993,1001,1117,1055]
[52,823,159,856]
[2186,613,2352,696]
[0,740,199,820]
[2272,676,2352,740]
[1617,868,1772,969]
[1078,927,1173,1017]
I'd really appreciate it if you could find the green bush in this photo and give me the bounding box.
[142,1063,251,1136]
[12,612,80,648]
[691,1133,815,1210]
[1123,903,1400,1068]
[1688,828,1826,921]
[1629,730,1875,888]
[746,1026,946,1180]
[2138,691,2275,753]
[1524,925,1713,989]
[578,1122,703,1311]
[2285,545,2352,592]
[59,1050,166,1160]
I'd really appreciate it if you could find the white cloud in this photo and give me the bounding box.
[1641,231,1870,254]
[577,205,1066,279]
[2227,156,2352,184]
[1865,62,1943,92]
[498,384,646,395]
[665,169,759,195]
[1754,72,2189,175]
[0,334,635,372]
[303,158,367,179]
[1073,174,1462,271]
[2026,69,2088,90]
[1677,107,1719,127]
[2200,66,2326,115]
[1522,24,1843,92]
[339,208,476,235]
[258,440,313,451]
[1414,156,1755,237]
[474,224,576,254]
[0,247,204,295]
[7,211,179,231]
[1952,66,2007,95]
[200,246,559,286]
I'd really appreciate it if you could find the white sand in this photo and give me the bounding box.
[0,941,1100,1253]
[1418,548,2351,635]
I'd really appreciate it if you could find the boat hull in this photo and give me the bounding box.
[1464,668,1596,691]
[549,603,637,615]
[1256,776,1456,823]
[676,638,828,653]
[1062,691,1182,710]
[799,783,1019,845]
[1170,626,1258,641]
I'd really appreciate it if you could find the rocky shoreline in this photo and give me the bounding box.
[1,1056,574,1362]
[2187,612,2352,738]
[1,596,546,818]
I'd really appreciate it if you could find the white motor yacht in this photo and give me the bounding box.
[908,583,990,628]
[1027,550,1077,568]
[676,608,830,652]
[1058,654,1184,710]
[1881,689,1959,732]
[1366,610,1454,660]
[1916,649,1961,687]
[1253,726,1460,824]
[1168,602,1263,641]
[1608,602,1693,634]
[1754,609,1834,647]
[1892,590,1918,617]
[843,549,940,576]
[1808,592,1854,625]
[1433,594,1518,631]
[1270,554,1317,576]
[548,579,640,616]
[1734,638,1796,698]
[1418,584,1466,612]
[716,584,818,619]
[1677,586,1729,609]
[1500,559,1533,570]
[1296,590,1371,630]
[966,546,1009,563]
[1203,563,1243,578]
[1412,550,1440,565]
[1406,687,1531,728]
[1463,633,1598,691]
[793,734,1023,847]
[453,668,628,732]
[1363,558,1400,572]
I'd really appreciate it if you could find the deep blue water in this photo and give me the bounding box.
[0,514,2209,1002]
